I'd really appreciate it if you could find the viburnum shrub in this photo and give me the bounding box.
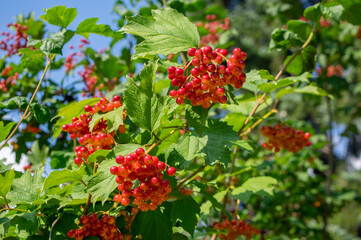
[260,124,311,153]
[168,46,246,108]
[0,1,359,240]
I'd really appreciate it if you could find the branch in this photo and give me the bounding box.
[145,128,180,154]
[177,163,206,187]
[0,54,55,151]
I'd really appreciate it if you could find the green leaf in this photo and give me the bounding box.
[121,7,199,59]
[243,69,274,93]
[0,122,16,143]
[76,18,115,38]
[0,97,28,110]
[50,151,73,169]
[232,176,278,203]
[0,170,15,198]
[168,120,240,166]
[231,139,254,153]
[39,6,77,28]
[185,105,209,135]
[30,103,51,124]
[89,106,124,133]
[86,170,117,205]
[286,20,311,40]
[7,168,44,204]
[304,3,321,22]
[44,167,85,189]
[28,141,49,168]
[284,46,316,75]
[124,61,171,132]
[277,84,331,99]
[40,29,75,55]
[52,98,100,139]
[132,206,173,240]
[269,28,303,51]
[171,197,200,236]
[18,48,45,72]
[257,72,311,93]
[112,144,142,156]
[338,0,361,25]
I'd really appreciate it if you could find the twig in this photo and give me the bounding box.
[49,214,61,240]
[145,128,180,154]
[177,163,206,187]
[0,54,55,151]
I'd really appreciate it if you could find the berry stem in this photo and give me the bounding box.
[238,31,314,137]
[0,54,55,151]
[215,51,229,62]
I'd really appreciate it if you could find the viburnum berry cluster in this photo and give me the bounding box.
[196,14,230,46]
[0,66,19,92]
[67,213,123,240]
[168,46,247,108]
[260,124,311,153]
[213,219,260,240]
[61,95,126,166]
[111,147,176,212]
[0,22,28,56]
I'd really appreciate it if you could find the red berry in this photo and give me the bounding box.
[110,166,120,175]
[113,95,121,102]
[135,148,145,157]
[84,105,92,112]
[167,167,176,176]
[187,47,196,57]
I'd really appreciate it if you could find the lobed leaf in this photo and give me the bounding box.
[232,176,278,203]
[40,6,77,28]
[121,8,199,59]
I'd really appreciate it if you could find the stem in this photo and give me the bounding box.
[240,109,277,137]
[4,196,10,208]
[145,128,180,155]
[177,163,206,187]
[238,31,314,137]
[0,54,55,151]
[49,214,61,240]
[0,207,30,213]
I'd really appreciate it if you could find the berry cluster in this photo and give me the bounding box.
[67,214,123,240]
[111,147,176,212]
[213,219,260,240]
[0,23,28,56]
[260,124,311,153]
[196,14,230,46]
[61,95,126,166]
[168,46,246,108]
[0,66,19,92]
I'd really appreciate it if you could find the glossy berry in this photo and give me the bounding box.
[167,167,176,176]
